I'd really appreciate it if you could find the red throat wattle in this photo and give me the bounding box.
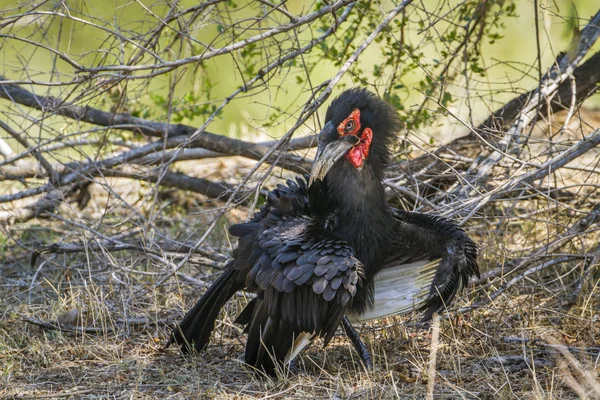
[347,127,372,169]
[337,109,373,169]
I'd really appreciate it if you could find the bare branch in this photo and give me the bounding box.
[0,120,57,182]
[398,50,600,178]
[76,0,354,75]
[99,168,239,201]
[0,77,309,173]
[444,128,600,218]
[456,10,600,196]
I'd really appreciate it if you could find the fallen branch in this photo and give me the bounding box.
[0,76,310,174]
[397,49,600,179]
[23,316,111,334]
[0,164,241,223]
[454,10,600,198]
[472,204,600,287]
[98,168,240,201]
[130,135,317,166]
[23,315,176,334]
[32,240,229,268]
[445,128,600,218]
[458,205,600,315]
[0,187,71,224]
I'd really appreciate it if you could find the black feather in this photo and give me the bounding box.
[169,264,241,353]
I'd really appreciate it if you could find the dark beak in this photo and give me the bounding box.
[309,121,359,186]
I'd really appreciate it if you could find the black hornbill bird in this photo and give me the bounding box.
[169,88,479,375]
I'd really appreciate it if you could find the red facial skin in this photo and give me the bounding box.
[337,109,373,169]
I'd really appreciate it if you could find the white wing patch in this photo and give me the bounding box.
[347,259,440,323]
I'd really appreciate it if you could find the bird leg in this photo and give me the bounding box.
[341,316,373,369]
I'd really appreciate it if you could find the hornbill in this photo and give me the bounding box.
[169,88,479,375]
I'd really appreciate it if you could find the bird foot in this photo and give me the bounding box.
[342,316,373,370]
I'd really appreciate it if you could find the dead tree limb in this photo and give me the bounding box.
[0,77,310,173]
[32,240,229,270]
[453,10,600,197]
[444,128,600,219]
[98,168,238,201]
[0,189,66,223]
[398,49,600,178]
[472,203,600,287]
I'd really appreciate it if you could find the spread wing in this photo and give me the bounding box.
[170,177,311,356]
[227,176,311,275]
[349,209,478,323]
[236,217,364,373]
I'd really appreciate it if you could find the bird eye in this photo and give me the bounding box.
[345,120,356,132]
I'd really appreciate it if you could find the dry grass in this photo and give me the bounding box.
[1,205,598,399]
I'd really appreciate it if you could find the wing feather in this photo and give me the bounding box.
[349,209,479,323]
[237,206,364,374]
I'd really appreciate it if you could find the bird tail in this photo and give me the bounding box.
[243,299,316,376]
[168,264,240,353]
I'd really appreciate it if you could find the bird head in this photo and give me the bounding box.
[309,88,401,186]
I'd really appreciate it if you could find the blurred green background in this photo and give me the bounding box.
[1,0,598,148]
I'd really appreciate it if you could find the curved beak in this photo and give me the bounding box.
[309,122,359,186]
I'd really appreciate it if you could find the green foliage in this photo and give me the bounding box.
[150,90,222,124]
[296,0,517,130]
[92,0,519,138]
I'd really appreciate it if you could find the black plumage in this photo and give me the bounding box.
[309,89,479,322]
[169,177,364,375]
[169,88,479,375]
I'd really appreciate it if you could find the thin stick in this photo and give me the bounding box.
[426,313,441,400]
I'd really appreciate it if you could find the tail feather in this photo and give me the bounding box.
[284,332,315,365]
[244,300,315,376]
[235,297,256,334]
[244,300,277,374]
[169,265,240,353]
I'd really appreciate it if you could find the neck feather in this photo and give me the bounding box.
[324,161,393,268]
